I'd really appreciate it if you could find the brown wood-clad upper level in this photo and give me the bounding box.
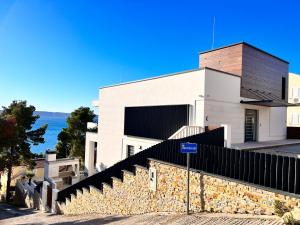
[199,42,289,101]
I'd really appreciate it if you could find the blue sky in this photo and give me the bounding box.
[0,0,299,113]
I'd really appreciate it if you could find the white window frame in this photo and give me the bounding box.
[292,87,300,99]
[126,145,134,158]
[291,113,300,125]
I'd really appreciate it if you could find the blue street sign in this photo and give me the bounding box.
[180,142,198,154]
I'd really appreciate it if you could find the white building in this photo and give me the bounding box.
[42,151,80,212]
[85,42,290,176]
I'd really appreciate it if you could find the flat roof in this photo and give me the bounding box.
[199,41,289,64]
[100,67,240,90]
[100,68,201,89]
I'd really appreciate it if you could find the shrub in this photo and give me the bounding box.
[282,212,296,225]
[274,200,290,217]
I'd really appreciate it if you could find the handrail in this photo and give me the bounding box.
[168,126,204,139]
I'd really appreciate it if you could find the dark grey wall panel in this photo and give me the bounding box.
[124,104,190,140]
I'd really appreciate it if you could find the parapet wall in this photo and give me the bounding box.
[58,159,300,215]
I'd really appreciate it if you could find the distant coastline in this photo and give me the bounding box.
[31,111,70,154]
[34,111,70,118]
[2,110,97,154]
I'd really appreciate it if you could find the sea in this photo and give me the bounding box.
[31,112,69,154]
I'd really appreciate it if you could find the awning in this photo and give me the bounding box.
[240,87,300,107]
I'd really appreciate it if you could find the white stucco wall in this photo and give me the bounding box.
[287,73,300,127]
[121,136,162,160]
[203,69,244,143]
[84,132,98,175]
[94,67,287,170]
[45,159,79,180]
[203,69,287,144]
[97,69,206,169]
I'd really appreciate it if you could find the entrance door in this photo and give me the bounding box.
[47,185,52,209]
[245,109,258,142]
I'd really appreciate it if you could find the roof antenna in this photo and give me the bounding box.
[211,16,216,49]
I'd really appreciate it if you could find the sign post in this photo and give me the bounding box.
[180,142,198,215]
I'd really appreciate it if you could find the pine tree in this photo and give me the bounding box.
[56,107,96,164]
[0,100,47,201]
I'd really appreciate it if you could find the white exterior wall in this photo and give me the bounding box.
[203,69,287,144]
[97,69,206,169]
[121,136,161,160]
[93,68,287,171]
[45,159,79,180]
[84,131,98,175]
[287,73,300,127]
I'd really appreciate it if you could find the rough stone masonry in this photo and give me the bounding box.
[58,159,300,215]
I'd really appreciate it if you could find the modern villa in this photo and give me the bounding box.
[84,42,295,176]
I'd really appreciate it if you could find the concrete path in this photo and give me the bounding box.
[0,203,283,225]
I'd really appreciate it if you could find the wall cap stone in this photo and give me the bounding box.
[112,176,123,183]
[134,164,148,171]
[122,169,135,176]
[102,182,113,189]
[89,185,102,194]
[82,187,89,194]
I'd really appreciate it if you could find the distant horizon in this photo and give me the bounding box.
[35,110,70,115]
[0,109,71,114]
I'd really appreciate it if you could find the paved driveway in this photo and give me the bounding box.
[254,144,300,157]
[0,203,283,225]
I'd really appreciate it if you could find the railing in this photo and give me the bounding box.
[168,126,204,139]
[57,127,224,203]
[57,125,300,204]
[162,145,300,195]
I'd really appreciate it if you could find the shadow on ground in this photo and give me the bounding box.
[18,215,128,225]
[0,203,37,221]
[53,216,128,225]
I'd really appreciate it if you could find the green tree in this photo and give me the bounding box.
[0,116,17,172]
[0,100,47,201]
[56,107,96,163]
[0,116,17,150]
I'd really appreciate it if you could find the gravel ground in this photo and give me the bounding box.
[0,203,283,225]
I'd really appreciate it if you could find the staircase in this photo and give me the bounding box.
[56,127,224,203]
[168,126,204,139]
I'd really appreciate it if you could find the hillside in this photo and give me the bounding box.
[34,111,70,118]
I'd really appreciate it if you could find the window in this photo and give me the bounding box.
[94,142,97,167]
[291,113,300,125]
[292,87,300,100]
[282,77,286,100]
[126,145,134,158]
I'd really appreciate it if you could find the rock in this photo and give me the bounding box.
[291,207,300,223]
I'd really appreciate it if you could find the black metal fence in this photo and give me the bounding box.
[57,127,300,203]
[57,127,224,203]
[168,145,300,195]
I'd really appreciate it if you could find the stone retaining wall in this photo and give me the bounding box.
[15,180,43,210]
[58,159,300,215]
